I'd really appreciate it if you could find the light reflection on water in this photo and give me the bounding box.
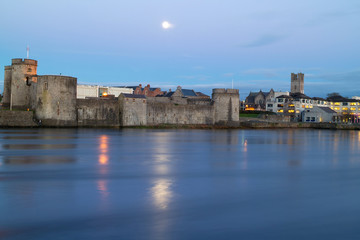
[1,129,360,239]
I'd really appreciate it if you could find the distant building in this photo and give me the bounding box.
[163,86,200,98]
[291,73,304,94]
[302,107,338,123]
[195,92,210,99]
[77,84,133,99]
[245,89,274,110]
[265,91,290,112]
[128,84,164,97]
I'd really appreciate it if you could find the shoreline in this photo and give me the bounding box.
[1,122,360,130]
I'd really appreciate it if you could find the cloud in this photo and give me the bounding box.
[306,8,360,27]
[242,34,284,48]
[307,70,360,83]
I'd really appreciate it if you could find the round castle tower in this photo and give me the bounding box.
[212,88,240,123]
[2,59,38,110]
[34,75,77,126]
[2,66,13,108]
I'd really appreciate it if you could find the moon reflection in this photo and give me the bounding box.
[151,179,173,210]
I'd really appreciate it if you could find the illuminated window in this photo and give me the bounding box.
[350,107,356,111]
[277,109,284,113]
[342,107,348,111]
[296,110,300,113]
[302,105,305,108]
[334,102,340,106]
[289,104,295,107]
[334,107,340,110]
[350,102,357,106]
[288,110,295,113]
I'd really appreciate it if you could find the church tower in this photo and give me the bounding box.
[290,73,304,94]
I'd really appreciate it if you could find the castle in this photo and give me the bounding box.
[1,58,239,127]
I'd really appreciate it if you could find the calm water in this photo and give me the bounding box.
[1,128,360,240]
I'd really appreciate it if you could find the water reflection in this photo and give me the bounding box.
[2,144,76,150]
[2,136,77,140]
[150,132,174,210]
[2,156,75,165]
[98,135,109,166]
[151,179,173,210]
[97,135,110,206]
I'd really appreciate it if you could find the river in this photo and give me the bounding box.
[1,128,360,239]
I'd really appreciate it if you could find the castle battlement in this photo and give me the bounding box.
[11,58,38,66]
[4,66,12,71]
[212,88,226,94]
[225,89,239,94]
[212,88,239,94]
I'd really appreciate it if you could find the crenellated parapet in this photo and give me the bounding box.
[11,58,38,66]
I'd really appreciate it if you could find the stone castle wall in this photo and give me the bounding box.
[146,97,214,125]
[0,110,37,127]
[77,98,119,127]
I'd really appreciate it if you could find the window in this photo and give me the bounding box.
[350,102,357,106]
[277,104,283,107]
[44,82,48,90]
[311,117,316,122]
[306,117,310,122]
[342,107,348,111]
[26,77,31,86]
[267,104,273,107]
[278,98,284,102]
[350,107,356,111]
[342,102,348,106]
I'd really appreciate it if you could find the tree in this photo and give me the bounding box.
[327,92,341,98]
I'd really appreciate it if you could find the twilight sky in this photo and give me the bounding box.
[1,0,359,99]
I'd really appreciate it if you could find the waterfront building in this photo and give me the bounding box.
[302,106,338,123]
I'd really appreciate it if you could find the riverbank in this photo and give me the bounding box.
[1,110,359,130]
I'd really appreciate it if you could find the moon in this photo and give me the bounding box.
[162,21,172,29]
